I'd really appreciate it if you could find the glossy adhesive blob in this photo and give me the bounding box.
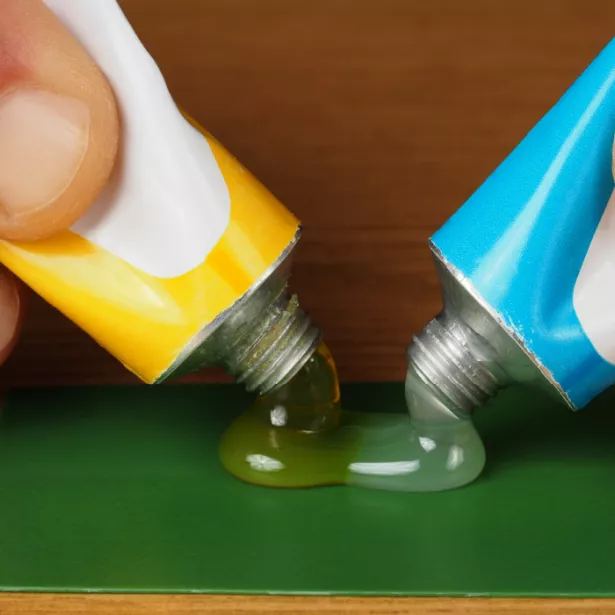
[220,344,486,491]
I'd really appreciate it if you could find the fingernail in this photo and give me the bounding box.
[0,89,89,218]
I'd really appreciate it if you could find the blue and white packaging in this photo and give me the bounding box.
[414,40,615,411]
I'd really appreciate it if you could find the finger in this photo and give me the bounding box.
[0,0,119,241]
[0,269,25,366]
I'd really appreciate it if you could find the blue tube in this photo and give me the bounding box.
[431,39,615,408]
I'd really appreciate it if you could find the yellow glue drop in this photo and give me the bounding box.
[219,344,486,491]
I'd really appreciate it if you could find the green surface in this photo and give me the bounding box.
[0,382,614,596]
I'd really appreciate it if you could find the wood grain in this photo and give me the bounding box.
[3,0,615,387]
[5,4,615,612]
[2,594,615,615]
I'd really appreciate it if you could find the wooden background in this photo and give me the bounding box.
[3,0,615,388]
[6,2,615,613]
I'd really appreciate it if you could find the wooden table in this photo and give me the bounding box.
[5,1,615,612]
[2,595,615,614]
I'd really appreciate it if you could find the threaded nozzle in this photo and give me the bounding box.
[408,317,500,414]
[222,292,321,394]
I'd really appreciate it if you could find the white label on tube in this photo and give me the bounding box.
[43,0,231,279]
[574,188,615,364]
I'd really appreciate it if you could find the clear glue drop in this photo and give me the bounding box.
[220,344,485,492]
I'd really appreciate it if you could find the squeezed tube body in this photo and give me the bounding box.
[0,0,320,394]
[409,38,615,415]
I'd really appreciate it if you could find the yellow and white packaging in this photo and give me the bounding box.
[0,0,300,383]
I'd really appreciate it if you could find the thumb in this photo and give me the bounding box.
[0,0,120,365]
[0,0,119,241]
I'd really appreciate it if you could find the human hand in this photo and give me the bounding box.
[0,0,119,365]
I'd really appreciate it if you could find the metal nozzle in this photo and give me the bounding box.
[158,229,321,395]
[405,244,570,416]
[408,316,500,415]
[220,289,321,394]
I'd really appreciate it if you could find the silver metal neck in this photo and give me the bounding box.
[158,228,321,394]
[218,289,321,394]
[408,315,500,415]
[406,244,572,416]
